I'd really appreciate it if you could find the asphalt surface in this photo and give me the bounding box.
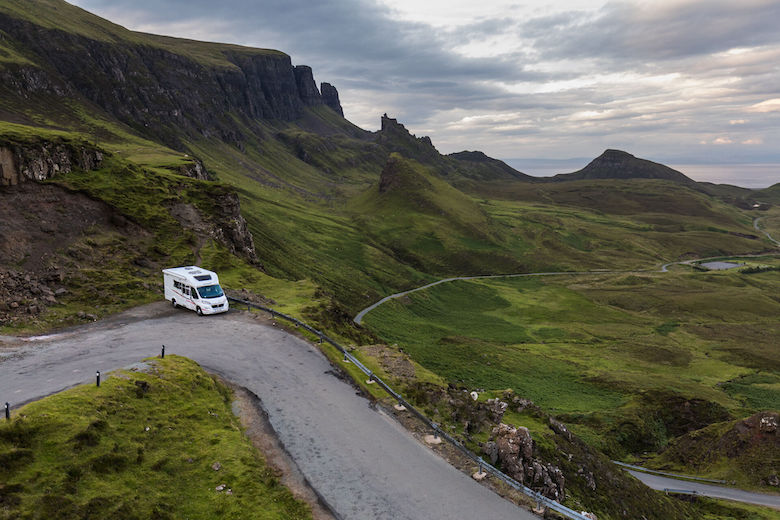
[627,471,780,510]
[0,304,536,520]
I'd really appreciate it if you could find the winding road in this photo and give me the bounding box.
[3,221,780,517]
[0,305,535,520]
[627,471,780,510]
[354,219,780,323]
[754,216,780,246]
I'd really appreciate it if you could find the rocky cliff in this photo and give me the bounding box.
[0,6,344,149]
[0,137,104,186]
[320,82,344,116]
[377,114,439,162]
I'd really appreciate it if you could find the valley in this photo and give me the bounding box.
[1,1,779,519]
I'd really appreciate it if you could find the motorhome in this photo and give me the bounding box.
[162,266,229,315]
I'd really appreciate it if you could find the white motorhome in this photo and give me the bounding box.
[162,266,229,315]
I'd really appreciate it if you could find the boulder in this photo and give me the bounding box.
[484,423,566,501]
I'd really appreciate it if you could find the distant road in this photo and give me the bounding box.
[355,247,780,323]
[627,470,780,510]
[0,305,536,520]
[353,270,623,324]
[754,217,780,246]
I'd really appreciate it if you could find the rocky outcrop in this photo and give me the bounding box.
[377,114,440,163]
[171,190,260,266]
[320,82,343,116]
[170,159,212,181]
[294,65,321,106]
[0,139,104,186]
[483,423,566,501]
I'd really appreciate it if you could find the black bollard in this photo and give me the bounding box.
[161,345,165,359]
[4,402,9,420]
[96,370,101,387]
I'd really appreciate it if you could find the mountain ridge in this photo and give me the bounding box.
[551,149,695,184]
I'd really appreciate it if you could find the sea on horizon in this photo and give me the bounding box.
[504,159,780,189]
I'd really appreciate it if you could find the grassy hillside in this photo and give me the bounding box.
[1,3,779,519]
[0,0,284,67]
[0,355,311,519]
[362,266,780,461]
[650,411,780,490]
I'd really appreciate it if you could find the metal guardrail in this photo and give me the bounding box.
[663,489,699,496]
[228,296,592,520]
[613,461,728,484]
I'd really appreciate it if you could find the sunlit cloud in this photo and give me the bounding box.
[748,98,780,113]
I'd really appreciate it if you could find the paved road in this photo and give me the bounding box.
[627,471,780,510]
[0,305,536,520]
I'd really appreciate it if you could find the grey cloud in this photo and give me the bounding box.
[70,0,780,170]
[527,1,780,63]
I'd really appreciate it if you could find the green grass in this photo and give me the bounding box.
[362,270,780,459]
[0,355,311,519]
[696,499,780,520]
[0,0,284,68]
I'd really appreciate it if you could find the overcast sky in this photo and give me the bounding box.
[70,0,780,176]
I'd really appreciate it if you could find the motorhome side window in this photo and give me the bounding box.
[190,287,198,299]
[174,280,183,290]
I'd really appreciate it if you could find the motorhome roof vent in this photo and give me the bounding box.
[194,275,212,281]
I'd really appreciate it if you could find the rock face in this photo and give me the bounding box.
[483,423,566,501]
[173,189,260,266]
[553,149,694,184]
[377,114,440,163]
[320,82,344,116]
[294,65,322,106]
[0,139,104,186]
[0,9,344,149]
[171,159,212,181]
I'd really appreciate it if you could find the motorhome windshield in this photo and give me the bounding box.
[197,284,224,299]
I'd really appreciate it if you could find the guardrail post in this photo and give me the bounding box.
[96,370,101,387]
[318,333,323,344]
[4,402,9,420]
[343,352,350,363]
